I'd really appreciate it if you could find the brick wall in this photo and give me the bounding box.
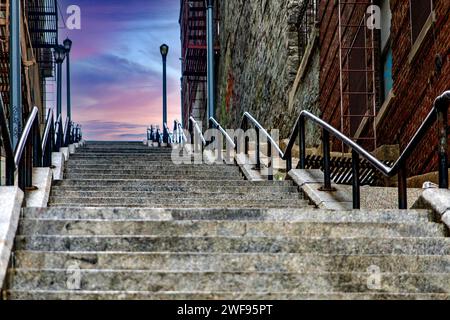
[319,0,450,176]
[378,0,450,176]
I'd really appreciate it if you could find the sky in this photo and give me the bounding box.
[57,0,181,141]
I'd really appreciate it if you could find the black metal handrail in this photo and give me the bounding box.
[55,114,63,150]
[240,91,450,209]
[164,122,173,145]
[0,97,15,185]
[13,106,44,190]
[174,120,187,144]
[41,109,56,167]
[209,117,236,149]
[189,116,207,145]
[63,117,70,147]
[1,99,82,190]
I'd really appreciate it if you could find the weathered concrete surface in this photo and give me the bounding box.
[289,169,424,210]
[413,189,450,229]
[68,144,76,155]
[216,0,320,145]
[0,187,24,288]
[60,148,69,161]
[0,156,5,185]
[24,168,52,208]
[51,152,65,181]
[236,154,264,181]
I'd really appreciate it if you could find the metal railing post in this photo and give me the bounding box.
[299,116,306,169]
[255,127,261,170]
[321,129,333,191]
[352,150,360,209]
[398,165,408,209]
[25,137,33,188]
[285,150,292,173]
[267,136,273,180]
[33,119,42,167]
[436,95,449,189]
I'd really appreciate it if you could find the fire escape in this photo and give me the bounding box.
[338,0,377,151]
[25,0,58,123]
[180,0,220,128]
[0,0,57,124]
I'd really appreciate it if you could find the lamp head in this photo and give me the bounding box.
[63,38,73,52]
[160,44,169,58]
[54,45,66,63]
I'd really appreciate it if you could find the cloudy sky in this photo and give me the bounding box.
[58,0,181,140]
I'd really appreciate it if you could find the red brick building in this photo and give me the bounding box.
[320,0,450,176]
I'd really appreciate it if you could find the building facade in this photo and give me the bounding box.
[0,0,58,184]
[180,0,449,179]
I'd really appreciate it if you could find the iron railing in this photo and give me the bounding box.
[174,120,187,144]
[189,116,207,155]
[238,91,450,209]
[0,97,82,190]
[0,98,16,186]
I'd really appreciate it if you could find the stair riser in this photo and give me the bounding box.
[49,193,302,201]
[53,181,293,187]
[49,195,304,203]
[18,220,445,238]
[14,252,450,273]
[50,187,300,195]
[21,208,432,223]
[48,203,309,209]
[7,271,450,293]
[15,236,450,255]
[65,168,242,174]
[63,174,243,180]
[6,291,449,300]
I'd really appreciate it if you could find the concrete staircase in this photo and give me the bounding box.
[3,141,450,300]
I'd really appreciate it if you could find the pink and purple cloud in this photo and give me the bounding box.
[58,0,181,140]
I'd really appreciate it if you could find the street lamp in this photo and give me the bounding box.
[54,44,66,148]
[63,38,73,143]
[160,44,169,144]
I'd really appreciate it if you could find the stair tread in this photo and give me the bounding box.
[6,142,448,300]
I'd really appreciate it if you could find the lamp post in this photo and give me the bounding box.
[160,44,169,144]
[63,38,73,143]
[54,45,66,148]
[9,0,21,150]
[206,0,215,120]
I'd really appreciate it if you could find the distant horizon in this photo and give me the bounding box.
[57,0,182,141]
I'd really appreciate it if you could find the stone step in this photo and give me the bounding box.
[78,148,173,152]
[67,160,224,165]
[65,166,242,174]
[15,236,450,255]
[48,200,310,209]
[49,191,302,201]
[63,174,243,180]
[53,180,294,187]
[13,252,450,273]
[49,193,304,203]
[50,186,300,195]
[6,270,450,293]
[74,148,173,152]
[18,219,445,238]
[70,154,178,158]
[21,208,432,224]
[5,290,449,300]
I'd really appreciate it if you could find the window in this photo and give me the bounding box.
[410,0,433,44]
[382,48,393,100]
[380,0,393,102]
